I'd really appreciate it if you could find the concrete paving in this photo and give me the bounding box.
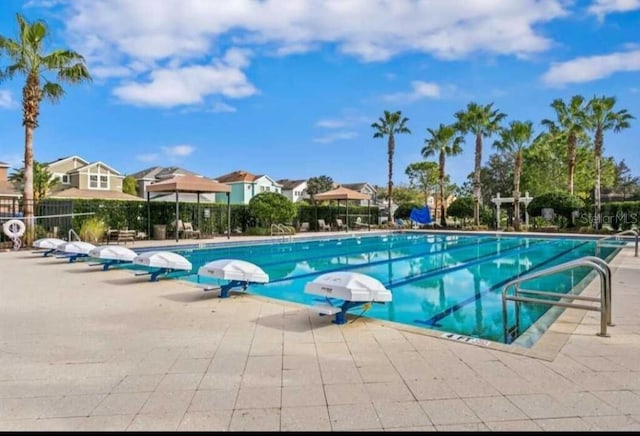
[1,231,639,431]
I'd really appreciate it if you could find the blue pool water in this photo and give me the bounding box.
[170,232,618,345]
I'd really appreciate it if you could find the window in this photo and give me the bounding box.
[100,175,108,189]
[61,174,69,184]
[89,175,98,188]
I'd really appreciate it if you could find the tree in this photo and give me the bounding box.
[583,96,634,229]
[248,192,297,227]
[612,159,640,200]
[371,110,411,222]
[8,160,58,204]
[541,95,588,195]
[454,102,506,226]
[447,197,474,225]
[0,13,92,245]
[421,124,464,226]
[306,175,333,204]
[122,176,138,196]
[405,161,438,205]
[492,120,534,230]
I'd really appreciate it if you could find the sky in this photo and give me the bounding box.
[0,0,639,189]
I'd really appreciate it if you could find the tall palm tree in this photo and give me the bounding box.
[372,110,411,223]
[422,124,464,227]
[0,13,91,244]
[541,95,588,195]
[493,120,534,231]
[583,96,634,229]
[454,102,506,226]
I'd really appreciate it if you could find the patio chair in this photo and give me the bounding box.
[317,219,331,231]
[335,218,345,231]
[183,222,201,239]
[354,217,369,229]
[299,222,310,232]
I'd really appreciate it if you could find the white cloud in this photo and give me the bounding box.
[312,131,357,143]
[136,153,159,162]
[161,145,196,157]
[542,49,640,86]
[588,0,640,21]
[316,119,348,129]
[112,53,257,107]
[61,0,567,66]
[382,80,442,103]
[0,90,17,109]
[210,102,237,113]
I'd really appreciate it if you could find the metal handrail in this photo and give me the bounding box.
[270,223,294,242]
[68,228,81,241]
[596,229,638,257]
[501,256,612,344]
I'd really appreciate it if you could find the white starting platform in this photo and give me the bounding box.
[131,251,193,281]
[197,259,269,298]
[88,245,138,270]
[304,271,392,325]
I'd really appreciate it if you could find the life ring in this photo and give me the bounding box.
[3,219,26,239]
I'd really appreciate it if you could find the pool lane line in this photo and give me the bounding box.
[415,240,592,328]
[265,236,524,285]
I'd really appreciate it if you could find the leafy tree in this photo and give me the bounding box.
[405,161,438,205]
[248,192,297,227]
[9,160,58,204]
[306,175,333,204]
[0,13,92,244]
[610,159,640,200]
[541,95,589,195]
[492,120,534,230]
[422,123,464,226]
[454,102,506,226]
[372,110,411,222]
[122,175,138,196]
[447,197,474,224]
[583,96,634,229]
[393,202,423,220]
[527,192,585,227]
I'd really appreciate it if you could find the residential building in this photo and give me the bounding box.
[214,170,282,204]
[44,155,140,200]
[338,182,377,206]
[0,161,21,215]
[277,179,308,203]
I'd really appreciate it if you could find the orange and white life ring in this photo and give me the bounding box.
[3,219,26,239]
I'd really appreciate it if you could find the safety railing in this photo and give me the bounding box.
[596,229,638,257]
[501,256,612,344]
[270,223,294,242]
[68,228,81,241]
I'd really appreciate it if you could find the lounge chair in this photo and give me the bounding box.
[335,218,345,231]
[299,222,310,232]
[353,217,369,229]
[317,219,331,231]
[183,222,201,239]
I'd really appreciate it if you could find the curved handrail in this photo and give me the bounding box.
[501,256,612,344]
[596,229,638,257]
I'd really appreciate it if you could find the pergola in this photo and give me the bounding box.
[314,186,372,231]
[145,174,232,242]
[490,191,534,228]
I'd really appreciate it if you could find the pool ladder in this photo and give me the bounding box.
[501,256,612,344]
[596,229,638,257]
[270,223,294,242]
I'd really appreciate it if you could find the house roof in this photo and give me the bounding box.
[215,170,259,183]
[0,180,20,197]
[0,161,9,168]
[129,166,199,180]
[48,188,144,201]
[146,174,231,194]
[68,161,122,175]
[339,182,370,192]
[44,155,90,167]
[277,179,307,190]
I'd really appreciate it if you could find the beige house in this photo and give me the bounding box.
[45,155,139,200]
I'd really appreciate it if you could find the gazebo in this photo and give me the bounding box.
[145,174,232,241]
[314,186,372,231]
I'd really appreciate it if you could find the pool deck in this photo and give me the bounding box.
[1,230,640,431]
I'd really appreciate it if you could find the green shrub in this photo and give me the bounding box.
[527,192,585,227]
[394,202,422,220]
[248,192,297,227]
[447,197,474,220]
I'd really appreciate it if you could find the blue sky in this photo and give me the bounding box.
[0,0,639,188]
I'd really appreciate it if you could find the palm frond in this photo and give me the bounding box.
[42,81,64,103]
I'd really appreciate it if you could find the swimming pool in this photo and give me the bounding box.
[174,232,620,346]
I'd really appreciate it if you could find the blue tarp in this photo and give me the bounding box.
[409,206,432,225]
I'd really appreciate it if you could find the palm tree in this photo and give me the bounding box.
[454,102,506,226]
[421,124,464,227]
[583,96,634,229]
[372,110,411,223]
[8,160,59,205]
[0,13,91,244]
[541,95,588,195]
[493,120,534,231]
